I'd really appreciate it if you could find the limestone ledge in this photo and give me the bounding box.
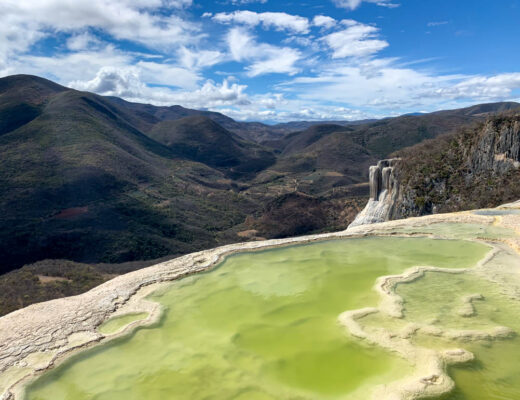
[338,219,520,400]
[1,204,519,400]
[457,294,484,318]
[338,255,517,400]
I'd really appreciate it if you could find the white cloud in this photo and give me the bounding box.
[2,44,202,90]
[70,67,146,98]
[257,93,285,109]
[0,0,200,57]
[276,107,368,121]
[280,58,520,114]
[283,36,320,52]
[213,11,309,33]
[136,61,201,89]
[228,29,253,62]
[227,28,301,76]
[178,79,251,106]
[0,22,43,58]
[66,33,101,51]
[322,21,389,58]
[217,100,375,122]
[1,0,518,123]
[313,15,336,29]
[247,53,301,77]
[178,47,224,70]
[69,67,251,108]
[7,46,134,84]
[333,0,399,10]
[429,73,520,100]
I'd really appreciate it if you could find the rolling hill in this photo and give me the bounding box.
[147,115,275,178]
[107,96,287,143]
[0,75,260,275]
[247,102,519,204]
[0,73,518,315]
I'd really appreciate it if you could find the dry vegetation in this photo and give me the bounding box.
[393,112,520,216]
[1,74,518,316]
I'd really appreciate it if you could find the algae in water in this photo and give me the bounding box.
[24,237,490,400]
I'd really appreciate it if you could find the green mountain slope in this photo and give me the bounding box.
[256,102,520,197]
[1,74,518,316]
[349,102,520,158]
[0,75,66,136]
[275,102,520,158]
[0,75,258,273]
[147,115,275,178]
[107,96,285,143]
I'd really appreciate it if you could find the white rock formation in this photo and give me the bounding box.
[349,158,400,228]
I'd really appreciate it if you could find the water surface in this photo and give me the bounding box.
[25,237,489,400]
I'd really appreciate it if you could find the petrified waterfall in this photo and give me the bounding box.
[349,159,400,228]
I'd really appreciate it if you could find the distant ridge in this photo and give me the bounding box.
[0,73,518,316]
[147,115,275,178]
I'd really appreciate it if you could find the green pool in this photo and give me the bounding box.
[24,236,516,400]
[397,267,520,400]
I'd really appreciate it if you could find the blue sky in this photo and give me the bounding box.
[1,0,519,122]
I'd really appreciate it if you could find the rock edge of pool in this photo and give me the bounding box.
[1,200,520,400]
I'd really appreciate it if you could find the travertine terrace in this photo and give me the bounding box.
[1,201,519,400]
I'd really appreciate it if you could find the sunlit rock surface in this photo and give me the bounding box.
[349,158,400,228]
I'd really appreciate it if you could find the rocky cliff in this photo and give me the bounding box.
[350,112,520,227]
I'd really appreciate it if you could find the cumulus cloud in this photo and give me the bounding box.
[313,15,336,29]
[7,47,134,84]
[70,67,146,98]
[69,67,251,108]
[227,28,301,76]
[3,44,202,91]
[0,0,200,57]
[179,79,251,106]
[322,21,389,58]
[281,59,520,114]
[333,0,399,10]
[213,11,309,33]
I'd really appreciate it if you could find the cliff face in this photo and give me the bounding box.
[470,118,520,174]
[349,159,400,227]
[350,112,520,227]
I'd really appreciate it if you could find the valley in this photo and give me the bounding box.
[1,75,518,316]
[2,1,520,399]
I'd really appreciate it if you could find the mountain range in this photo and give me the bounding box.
[0,73,518,315]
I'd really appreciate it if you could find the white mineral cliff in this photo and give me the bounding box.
[349,158,400,228]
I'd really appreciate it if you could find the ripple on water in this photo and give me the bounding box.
[25,237,493,400]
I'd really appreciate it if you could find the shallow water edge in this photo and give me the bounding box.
[0,204,519,400]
